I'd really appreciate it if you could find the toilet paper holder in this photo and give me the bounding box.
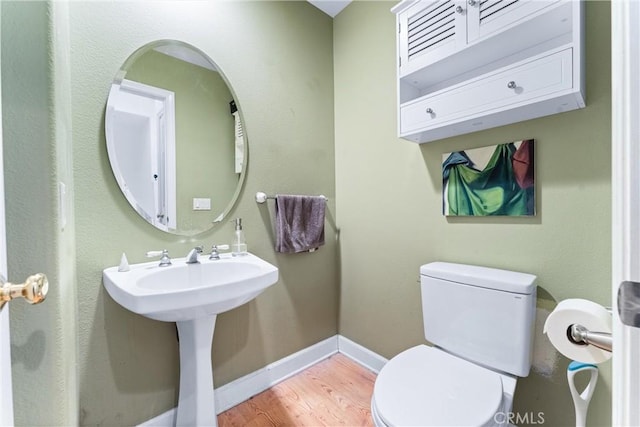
[567,280,640,353]
[568,324,612,353]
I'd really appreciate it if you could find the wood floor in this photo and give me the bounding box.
[218,353,377,427]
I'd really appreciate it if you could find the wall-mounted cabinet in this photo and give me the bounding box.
[392,0,584,143]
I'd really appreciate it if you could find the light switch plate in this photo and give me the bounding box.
[193,198,211,211]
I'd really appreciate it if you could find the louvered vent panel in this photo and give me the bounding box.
[479,0,520,23]
[407,1,456,60]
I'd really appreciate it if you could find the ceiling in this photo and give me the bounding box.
[307,0,352,18]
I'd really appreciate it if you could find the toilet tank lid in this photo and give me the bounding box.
[420,262,537,295]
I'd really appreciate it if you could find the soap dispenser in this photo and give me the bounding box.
[231,218,248,256]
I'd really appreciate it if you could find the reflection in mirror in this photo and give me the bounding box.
[105,40,246,236]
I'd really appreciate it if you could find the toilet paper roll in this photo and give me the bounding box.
[543,299,612,364]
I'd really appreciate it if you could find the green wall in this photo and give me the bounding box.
[69,1,336,425]
[126,49,238,233]
[1,1,615,426]
[1,1,78,426]
[334,2,611,426]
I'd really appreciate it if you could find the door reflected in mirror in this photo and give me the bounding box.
[105,40,246,236]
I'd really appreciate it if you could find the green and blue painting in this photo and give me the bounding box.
[442,140,535,216]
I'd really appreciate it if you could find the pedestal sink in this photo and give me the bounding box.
[103,252,278,426]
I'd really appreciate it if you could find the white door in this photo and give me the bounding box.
[0,23,46,426]
[0,302,11,427]
[0,48,13,425]
[612,1,640,425]
[106,80,176,232]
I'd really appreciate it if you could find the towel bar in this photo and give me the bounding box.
[255,191,327,204]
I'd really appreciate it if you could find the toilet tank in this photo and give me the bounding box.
[420,262,536,377]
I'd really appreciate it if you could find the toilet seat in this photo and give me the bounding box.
[372,345,504,427]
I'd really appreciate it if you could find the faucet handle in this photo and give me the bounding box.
[146,249,172,267]
[209,244,230,260]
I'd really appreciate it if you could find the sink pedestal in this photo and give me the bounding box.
[176,315,218,427]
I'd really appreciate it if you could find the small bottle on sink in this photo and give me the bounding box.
[231,218,248,256]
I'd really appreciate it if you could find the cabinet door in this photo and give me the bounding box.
[398,0,467,77]
[467,0,560,43]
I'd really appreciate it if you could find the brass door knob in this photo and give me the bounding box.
[0,273,48,309]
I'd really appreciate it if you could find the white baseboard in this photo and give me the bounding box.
[138,334,386,426]
[337,335,388,373]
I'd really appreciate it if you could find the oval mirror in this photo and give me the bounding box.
[105,40,246,236]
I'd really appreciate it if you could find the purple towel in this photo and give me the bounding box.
[275,195,326,253]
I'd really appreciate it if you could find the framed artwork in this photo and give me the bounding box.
[442,139,535,216]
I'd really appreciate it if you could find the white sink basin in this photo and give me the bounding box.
[103,252,279,321]
[103,252,279,426]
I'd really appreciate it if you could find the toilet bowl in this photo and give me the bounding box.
[371,345,517,427]
[370,262,536,427]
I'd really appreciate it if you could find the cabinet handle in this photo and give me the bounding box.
[426,108,434,115]
[468,0,477,5]
[455,5,464,13]
[507,81,517,89]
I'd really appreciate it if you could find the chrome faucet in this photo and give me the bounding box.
[186,246,203,264]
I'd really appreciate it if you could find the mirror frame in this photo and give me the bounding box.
[105,39,248,236]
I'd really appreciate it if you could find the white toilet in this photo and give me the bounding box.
[371,262,537,427]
